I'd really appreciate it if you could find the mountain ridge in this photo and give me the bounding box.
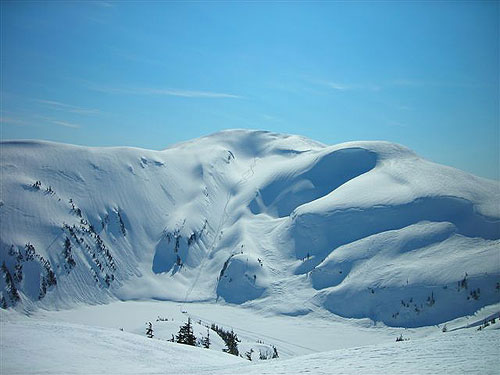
[1,130,498,326]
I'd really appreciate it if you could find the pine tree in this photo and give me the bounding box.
[46,268,57,287]
[222,330,240,356]
[2,261,20,303]
[272,346,279,359]
[245,349,254,361]
[1,296,7,309]
[146,322,154,338]
[176,318,196,346]
[201,328,211,349]
[211,323,240,356]
[13,262,23,283]
[64,237,76,269]
[39,277,47,299]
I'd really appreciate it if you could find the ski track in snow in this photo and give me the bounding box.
[182,157,258,308]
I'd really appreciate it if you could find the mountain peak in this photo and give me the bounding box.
[1,132,498,327]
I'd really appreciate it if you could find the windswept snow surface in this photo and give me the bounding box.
[0,130,499,327]
[2,306,499,375]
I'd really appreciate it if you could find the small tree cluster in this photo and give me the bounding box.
[257,346,279,360]
[211,323,240,356]
[116,209,126,236]
[2,261,20,305]
[468,288,480,301]
[63,237,76,270]
[62,216,116,287]
[25,243,36,261]
[13,260,23,283]
[477,317,497,331]
[395,334,409,342]
[218,255,234,281]
[69,199,82,218]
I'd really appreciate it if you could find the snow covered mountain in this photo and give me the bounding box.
[1,130,499,327]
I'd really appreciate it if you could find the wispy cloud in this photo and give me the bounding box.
[145,88,241,98]
[302,75,382,92]
[261,114,282,122]
[36,116,81,129]
[310,77,487,93]
[47,119,80,129]
[386,120,408,128]
[316,80,382,92]
[92,1,114,8]
[1,114,81,129]
[36,99,100,115]
[113,51,164,67]
[86,83,241,99]
[389,79,490,89]
[0,117,33,127]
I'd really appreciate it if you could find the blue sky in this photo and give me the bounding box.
[1,1,498,179]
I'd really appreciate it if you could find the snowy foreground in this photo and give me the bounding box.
[2,301,499,374]
[0,301,500,375]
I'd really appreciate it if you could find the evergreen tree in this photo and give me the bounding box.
[46,268,57,287]
[272,345,279,359]
[39,277,47,299]
[1,296,7,309]
[222,330,240,356]
[146,322,154,338]
[13,261,23,283]
[245,349,254,361]
[211,323,240,356]
[64,237,76,269]
[2,261,20,303]
[176,318,196,346]
[201,328,211,349]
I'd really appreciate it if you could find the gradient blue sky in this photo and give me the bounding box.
[1,1,498,179]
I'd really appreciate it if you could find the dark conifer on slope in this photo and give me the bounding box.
[146,322,154,338]
[211,323,240,356]
[201,328,211,349]
[176,318,196,346]
[2,261,20,304]
[63,237,76,269]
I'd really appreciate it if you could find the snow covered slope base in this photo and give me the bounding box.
[1,130,499,327]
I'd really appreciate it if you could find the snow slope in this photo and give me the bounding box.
[2,307,499,375]
[1,130,499,326]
